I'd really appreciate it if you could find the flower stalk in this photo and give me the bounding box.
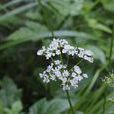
[66,90,75,114]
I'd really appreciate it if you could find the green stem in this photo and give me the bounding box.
[66,90,75,114]
[76,59,83,66]
[66,55,69,66]
[109,20,114,65]
[51,31,55,38]
[102,16,114,114]
[102,86,107,114]
[56,14,69,29]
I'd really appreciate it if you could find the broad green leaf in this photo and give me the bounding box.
[0,3,37,22]
[0,29,98,50]
[101,0,114,12]
[11,101,23,114]
[75,111,84,114]
[88,19,112,33]
[29,98,70,114]
[0,0,23,11]
[0,101,4,114]
[29,98,48,114]
[25,21,49,32]
[26,10,42,21]
[0,77,22,107]
[7,27,39,41]
[7,29,96,41]
[4,101,23,114]
[46,98,69,114]
[46,0,84,16]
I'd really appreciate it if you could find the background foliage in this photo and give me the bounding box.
[0,0,114,114]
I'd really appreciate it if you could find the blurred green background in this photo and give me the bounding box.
[0,0,114,114]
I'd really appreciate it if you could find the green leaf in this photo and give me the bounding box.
[26,10,42,21]
[0,77,22,107]
[25,21,49,32]
[46,0,84,16]
[7,27,38,41]
[11,101,23,114]
[0,29,98,50]
[0,101,4,114]
[46,98,69,114]
[101,0,114,12]
[29,98,70,114]
[88,19,112,33]
[87,46,106,64]
[29,98,48,114]
[4,101,23,114]
[75,111,84,114]
[0,3,37,22]
[0,0,23,11]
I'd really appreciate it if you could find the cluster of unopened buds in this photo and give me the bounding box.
[37,38,94,90]
[103,71,114,87]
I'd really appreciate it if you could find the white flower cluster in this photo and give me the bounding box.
[39,60,88,90]
[37,38,93,63]
[37,38,94,90]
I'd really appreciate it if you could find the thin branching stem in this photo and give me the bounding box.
[66,90,75,114]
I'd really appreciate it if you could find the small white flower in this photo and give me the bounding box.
[76,75,83,81]
[43,77,50,83]
[62,84,70,91]
[62,49,67,53]
[57,65,63,70]
[74,65,82,74]
[83,73,88,78]
[54,60,61,65]
[63,70,69,77]
[52,52,56,57]
[56,50,61,55]
[84,55,93,63]
[84,50,93,56]
[78,48,84,58]
[71,72,77,77]
[46,65,53,72]
[37,46,46,55]
[50,74,56,80]
[70,79,78,88]
[39,73,43,78]
[37,50,43,55]
[69,50,75,56]
[54,69,61,77]
[61,77,67,84]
